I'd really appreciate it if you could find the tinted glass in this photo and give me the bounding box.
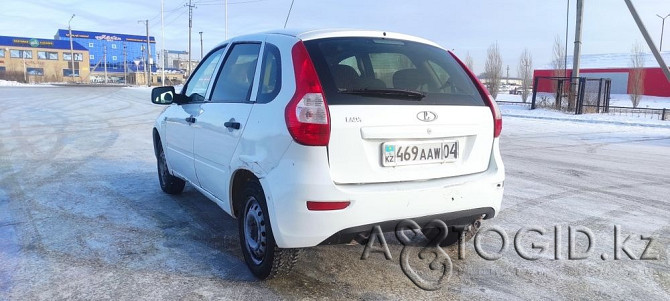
[184,47,225,102]
[304,37,485,106]
[210,43,261,103]
[256,43,281,103]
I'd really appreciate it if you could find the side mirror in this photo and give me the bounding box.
[152,86,184,105]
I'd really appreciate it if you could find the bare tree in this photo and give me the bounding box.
[629,42,645,108]
[517,48,533,103]
[465,52,474,71]
[551,35,566,109]
[484,43,502,99]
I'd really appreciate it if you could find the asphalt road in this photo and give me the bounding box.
[1,86,668,300]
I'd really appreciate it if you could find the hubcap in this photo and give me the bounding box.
[244,197,267,265]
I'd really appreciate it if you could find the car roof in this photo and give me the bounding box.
[232,29,443,49]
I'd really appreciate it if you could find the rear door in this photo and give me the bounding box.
[304,37,494,184]
[193,42,262,203]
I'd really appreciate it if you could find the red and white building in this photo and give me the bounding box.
[534,52,670,97]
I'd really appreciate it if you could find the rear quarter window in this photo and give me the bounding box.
[304,37,485,106]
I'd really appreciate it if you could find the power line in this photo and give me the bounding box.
[148,2,185,22]
[152,9,186,27]
[196,0,268,6]
[163,10,187,27]
[150,5,186,27]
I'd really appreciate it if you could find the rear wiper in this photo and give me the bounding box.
[340,88,426,100]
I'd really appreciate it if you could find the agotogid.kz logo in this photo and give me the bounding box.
[417,111,437,122]
[29,39,40,47]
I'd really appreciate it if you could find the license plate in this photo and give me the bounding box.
[382,140,459,167]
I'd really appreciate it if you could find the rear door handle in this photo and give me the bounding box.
[224,121,241,129]
[185,116,196,123]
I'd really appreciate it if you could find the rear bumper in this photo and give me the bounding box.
[318,207,494,245]
[261,139,505,248]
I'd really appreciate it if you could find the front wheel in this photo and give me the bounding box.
[156,145,185,195]
[238,180,299,279]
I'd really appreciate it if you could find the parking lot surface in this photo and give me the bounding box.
[1,87,668,300]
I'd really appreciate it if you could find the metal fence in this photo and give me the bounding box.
[530,76,612,115]
[517,76,668,121]
[594,106,668,120]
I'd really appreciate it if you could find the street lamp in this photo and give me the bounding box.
[658,13,670,52]
[68,14,76,82]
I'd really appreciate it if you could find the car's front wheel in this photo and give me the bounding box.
[156,144,185,195]
[238,180,299,279]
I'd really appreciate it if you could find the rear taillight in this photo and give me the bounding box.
[448,51,502,138]
[285,41,330,146]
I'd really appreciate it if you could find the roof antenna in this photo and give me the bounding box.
[284,0,295,29]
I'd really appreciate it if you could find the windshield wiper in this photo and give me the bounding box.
[340,88,426,100]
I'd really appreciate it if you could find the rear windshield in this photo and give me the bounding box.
[304,37,485,106]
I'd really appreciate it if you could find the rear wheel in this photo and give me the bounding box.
[156,145,185,195]
[238,180,299,279]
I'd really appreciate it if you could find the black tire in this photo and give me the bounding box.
[156,144,185,195]
[238,180,299,279]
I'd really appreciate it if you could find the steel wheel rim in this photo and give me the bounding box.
[244,197,267,265]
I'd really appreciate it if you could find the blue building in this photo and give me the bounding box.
[55,29,156,82]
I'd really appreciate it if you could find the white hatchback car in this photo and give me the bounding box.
[151,29,504,279]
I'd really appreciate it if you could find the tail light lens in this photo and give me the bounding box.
[306,201,350,211]
[285,41,330,146]
[448,51,502,138]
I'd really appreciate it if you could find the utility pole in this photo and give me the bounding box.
[657,14,670,51]
[123,43,127,85]
[506,65,510,84]
[141,46,145,86]
[565,0,570,78]
[68,14,75,82]
[161,0,166,86]
[569,0,584,110]
[138,19,151,87]
[186,0,196,76]
[624,0,670,83]
[572,0,584,80]
[103,45,108,84]
[199,31,203,60]
[225,0,228,39]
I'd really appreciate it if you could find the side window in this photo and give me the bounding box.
[210,43,261,103]
[428,60,449,92]
[256,43,281,103]
[338,56,360,76]
[184,47,225,102]
[427,59,476,95]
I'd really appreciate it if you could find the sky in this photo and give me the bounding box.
[1,0,669,76]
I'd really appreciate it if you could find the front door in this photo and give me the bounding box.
[164,47,226,184]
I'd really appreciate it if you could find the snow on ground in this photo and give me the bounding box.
[0,80,54,87]
[496,93,670,110]
[495,93,670,128]
[498,103,670,128]
[1,86,669,300]
[609,94,670,109]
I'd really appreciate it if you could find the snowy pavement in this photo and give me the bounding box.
[0,87,668,300]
